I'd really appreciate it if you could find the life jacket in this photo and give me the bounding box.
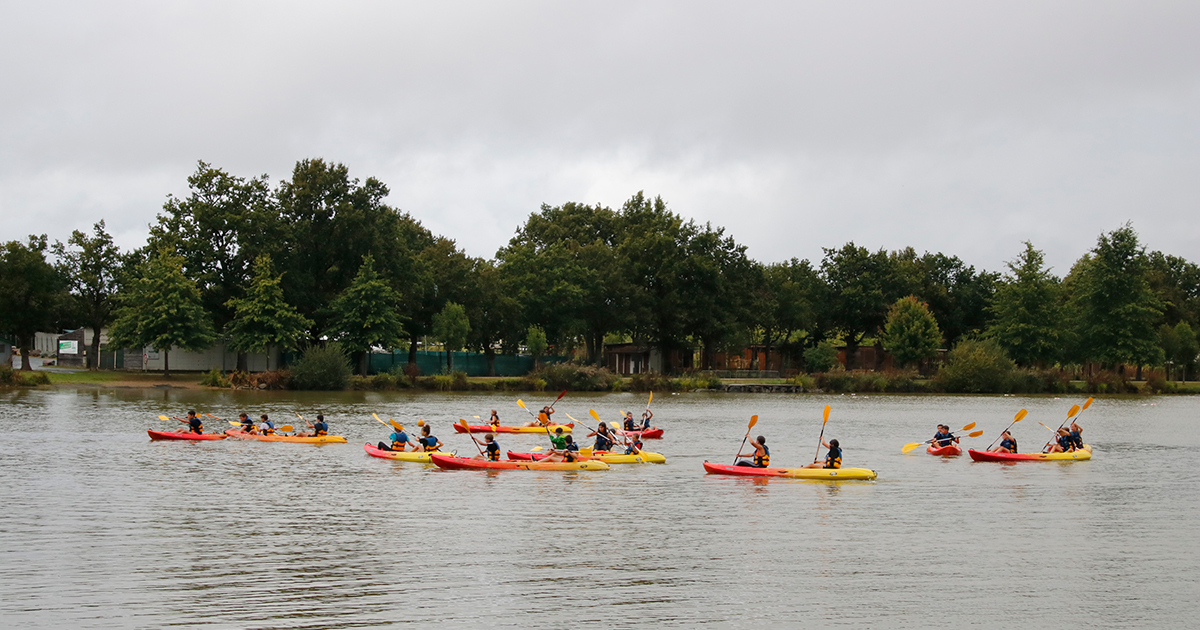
[189,418,203,434]
[422,436,439,452]
[642,418,651,430]
[264,427,275,435]
[1000,438,1017,453]
[314,421,328,436]
[1069,430,1083,450]
[626,440,643,455]
[933,432,952,447]
[485,441,500,461]
[564,442,579,462]
[755,444,770,467]
[1057,434,1072,451]
[624,417,636,431]
[391,432,409,450]
[594,433,613,452]
[824,447,842,469]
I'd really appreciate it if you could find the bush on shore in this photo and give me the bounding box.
[0,366,50,386]
[289,343,352,391]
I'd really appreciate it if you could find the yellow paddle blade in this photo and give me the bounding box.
[589,409,601,422]
[966,430,983,437]
[1014,409,1027,422]
[390,420,403,431]
[295,413,304,419]
[1067,404,1080,418]
[532,446,543,451]
[228,421,246,427]
[459,419,470,431]
[517,399,527,409]
[473,416,481,419]
[901,442,923,453]
[205,413,222,420]
[748,414,758,430]
[823,404,831,422]
[279,425,294,432]
[961,422,976,431]
[1082,397,1094,410]
[580,447,593,457]
[158,415,171,421]
[648,391,653,406]
[619,409,628,416]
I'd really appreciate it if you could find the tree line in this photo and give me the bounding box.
[1,158,1197,380]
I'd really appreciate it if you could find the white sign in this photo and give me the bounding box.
[59,340,79,355]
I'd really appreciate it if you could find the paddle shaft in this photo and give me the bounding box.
[1043,399,1091,451]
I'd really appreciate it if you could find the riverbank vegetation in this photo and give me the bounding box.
[2,159,1198,393]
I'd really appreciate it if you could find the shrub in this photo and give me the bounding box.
[0,366,16,386]
[790,374,817,391]
[804,342,840,373]
[1145,369,1173,394]
[19,371,50,386]
[201,369,230,388]
[1085,369,1137,394]
[289,343,352,391]
[627,371,673,392]
[531,364,621,391]
[934,338,1016,393]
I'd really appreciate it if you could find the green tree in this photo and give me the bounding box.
[1169,321,1199,381]
[754,259,820,372]
[987,242,1065,367]
[52,221,123,370]
[0,235,68,371]
[905,250,998,346]
[882,296,942,369]
[108,249,216,376]
[1146,251,1200,329]
[804,341,840,373]
[1069,225,1164,370]
[327,255,406,375]
[525,325,548,370]
[462,259,519,375]
[224,255,313,362]
[819,243,909,369]
[935,338,1015,393]
[432,301,471,372]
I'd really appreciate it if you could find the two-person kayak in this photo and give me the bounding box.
[927,444,963,456]
[148,430,226,441]
[363,443,443,462]
[452,423,574,434]
[703,461,877,480]
[225,429,347,443]
[968,445,1092,462]
[506,450,666,464]
[430,453,609,471]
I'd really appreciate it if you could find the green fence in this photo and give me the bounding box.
[369,350,564,377]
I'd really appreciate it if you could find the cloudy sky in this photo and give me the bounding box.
[2,1,1197,275]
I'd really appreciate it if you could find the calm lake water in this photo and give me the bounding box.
[1,387,1197,629]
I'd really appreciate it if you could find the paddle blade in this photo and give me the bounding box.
[295,412,304,419]
[228,421,243,427]
[553,390,567,404]
[748,414,758,430]
[580,447,592,457]
[967,430,983,437]
[459,419,470,431]
[390,420,403,431]
[158,415,171,421]
[565,413,578,422]
[1038,422,1056,432]
[517,399,527,409]
[1067,404,1080,418]
[901,442,923,453]
[1082,397,1094,410]
[589,409,601,422]
[620,410,627,416]
[279,425,294,432]
[961,422,976,431]
[648,391,653,406]
[1014,408,1028,422]
[532,446,543,451]
[823,405,831,423]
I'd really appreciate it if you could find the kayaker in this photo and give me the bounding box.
[805,438,841,469]
[238,412,257,434]
[640,409,656,431]
[418,425,442,452]
[471,433,500,461]
[313,414,328,437]
[178,411,203,434]
[931,425,958,448]
[524,406,555,427]
[587,423,615,452]
[623,411,637,432]
[1047,427,1076,453]
[541,435,580,462]
[989,431,1017,453]
[378,426,414,452]
[1069,420,1084,450]
[488,409,500,430]
[624,436,644,455]
[735,436,769,468]
[549,427,568,450]
[260,414,275,435]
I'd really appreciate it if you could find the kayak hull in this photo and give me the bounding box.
[452,423,574,434]
[968,445,1092,462]
[703,461,877,480]
[431,453,609,471]
[224,429,348,443]
[363,443,442,462]
[148,429,226,441]
[615,428,664,439]
[506,450,666,464]
[927,444,963,456]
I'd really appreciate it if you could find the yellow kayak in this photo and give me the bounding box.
[225,429,347,444]
[704,462,878,480]
[363,443,445,462]
[969,444,1093,462]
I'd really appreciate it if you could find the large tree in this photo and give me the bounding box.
[108,249,216,376]
[432,301,471,372]
[987,242,1065,367]
[0,235,68,370]
[52,221,123,370]
[463,258,520,375]
[756,258,821,371]
[819,243,909,369]
[224,255,313,363]
[1068,224,1164,369]
[327,255,407,375]
[882,295,942,369]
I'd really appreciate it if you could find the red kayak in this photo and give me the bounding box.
[927,443,962,456]
[148,429,226,441]
[968,445,1092,462]
[615,428,664,439]
[452,423,574,434]
[430,453,609,471]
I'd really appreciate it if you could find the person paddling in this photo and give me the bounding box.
[623,411,637,432]
[418,425,442,452]
[548,426,568,450]
[931,425,958,448]
[260,414,275,435]
[587,422,615,452]
[735,436,770,468]
[989,431,1017,454]
[804,438,841,469]
[178,410,203,435]
[541,435,580,462]
[524,406,555,428]
[1068,420,1084,450]
[470,433,500,461]
[1047,427,1077,453]
[237,412,256,434]
[624,436,644,455]
[640,409,656,432]
[378,425,414,452]
[488,409,500,431]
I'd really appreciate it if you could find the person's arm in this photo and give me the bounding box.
[821,438,831,449]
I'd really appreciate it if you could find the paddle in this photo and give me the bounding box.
[372,412,404,432]
[579,411,635,454]
[549,390,567,410]
[518,399,555,442]
[901,422,978,453]
[460,419,485,455]
[986,408,1028,450]
[734,414,759,464]
[1042,397,1092,452]
[813,405,831,463]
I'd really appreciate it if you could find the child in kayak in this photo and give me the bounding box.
[488,410,500,430]
[470,433,500,461]
[1068,420,1084,450]
[549,427,568,450]
[541,435,580,462]
[989,431,1017,453]
[805,438,841,469]
[1047,427,1077,453]
[624,436,644,455]
[260,414,275,435]
[525,406,555,427]
[237,412,257,434]
[640,409,656,432]
[735,436,770,467]
[378,425,414,451]
[418,425,442,452]
[178,411,203,434]
[587,423,615,452]
[931,425,958,448]
[623,412,637,432]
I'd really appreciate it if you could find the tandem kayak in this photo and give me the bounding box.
[224,429,348,444]
[452,423,574,434]
[148,429,226,441]
[506,450,667,464]
[968,445,1092,462]
[363,443,443,462]
[703,461,877,480]
[927,444,963,456]
[430,453,609,471]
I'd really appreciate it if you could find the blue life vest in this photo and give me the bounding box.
[825,447,842,469]
[594,433,613,452]
[420,436,439,451]
[485,441,500,461]
[1000,438,1017,453]
[933,431,953,447]
[390,431,409,449]
[188,417,203,434]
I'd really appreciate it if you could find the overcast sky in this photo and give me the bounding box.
[2,1,1197,276]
